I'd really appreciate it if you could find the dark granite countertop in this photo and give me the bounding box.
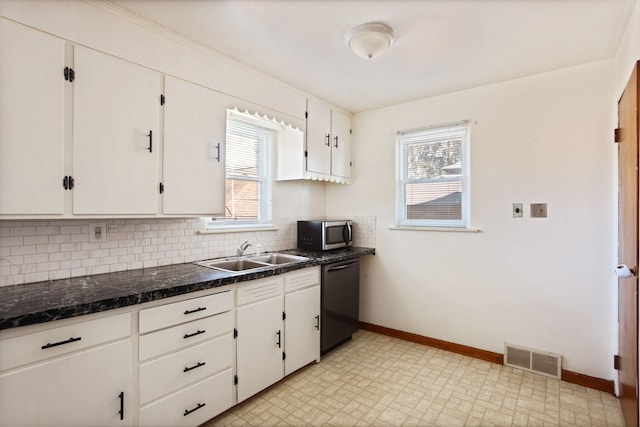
[0,247,374,331]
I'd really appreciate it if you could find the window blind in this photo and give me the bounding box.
[217,114,272,222]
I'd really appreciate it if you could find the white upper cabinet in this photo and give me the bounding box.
[1,18,327,217]
[306,98,333,176]
[162,77,227,215]
[306,98,352,180]
[329,109,352,179]
[72,46,160,215]
[0,18,65,215]
[277,97,352,184]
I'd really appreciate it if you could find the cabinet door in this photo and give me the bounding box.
[305,98,331,175]
[236,296,283,402]
[0,19,65,215]
[284,285,320,376]
[0,339,132,427]
[330,109,352,178]
[163,77,227,215]
[72,46,160,214]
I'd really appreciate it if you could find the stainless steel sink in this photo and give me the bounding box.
[247,254,308,265]
[196,258,271,273]
[196,253,308,273]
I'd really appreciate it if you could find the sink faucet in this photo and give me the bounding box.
[237,240,252,257]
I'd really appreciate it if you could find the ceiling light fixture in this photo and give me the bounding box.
[346,22,395,59]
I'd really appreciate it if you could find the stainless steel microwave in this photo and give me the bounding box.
[297,220,353,251]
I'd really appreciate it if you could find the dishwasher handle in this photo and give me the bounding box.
[326,262,358,272]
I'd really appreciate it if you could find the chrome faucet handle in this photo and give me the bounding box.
[237,240,252,257]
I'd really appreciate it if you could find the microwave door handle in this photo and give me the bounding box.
[344,223,352,245]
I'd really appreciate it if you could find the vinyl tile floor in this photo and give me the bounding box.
[203,330,624,426]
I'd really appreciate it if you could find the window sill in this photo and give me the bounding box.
[198,226,278,235]
[388,225,481,233]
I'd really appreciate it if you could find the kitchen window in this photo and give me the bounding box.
[396,121,469,228]
[207,110,273,229]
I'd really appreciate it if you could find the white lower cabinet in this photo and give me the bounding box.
[236,278,285,402]
[0,266,323,427]
[284,268,321,376]
[236,267,321,401]
[0,313,133,427]
[138,290,235,426]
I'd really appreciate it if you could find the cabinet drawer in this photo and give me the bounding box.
[0,312,131,372]
[139,334,233,405]
[139,311,233,362]
[236,276,283,306]
[139,368,233,427]
[139,290,233,334]
[285,267,320,293]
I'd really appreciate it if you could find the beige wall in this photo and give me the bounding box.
[614,0,640,98]
[328,60,617,380]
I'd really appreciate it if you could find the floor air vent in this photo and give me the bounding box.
[504,343,561,379]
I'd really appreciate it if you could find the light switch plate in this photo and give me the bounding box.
[530,203,548,218]
[512,203,523,218]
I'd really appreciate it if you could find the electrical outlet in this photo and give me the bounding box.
[90,223,107,243]
[512,203,523,218]
[530,203,548,218]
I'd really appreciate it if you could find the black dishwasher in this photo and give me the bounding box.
[321,259,359,354]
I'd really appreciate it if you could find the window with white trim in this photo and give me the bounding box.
[207,110,273,228]
[396,122,469,228]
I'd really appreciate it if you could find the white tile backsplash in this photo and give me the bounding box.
[0,216,377,286]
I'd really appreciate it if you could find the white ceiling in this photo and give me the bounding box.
[110,0,635,113]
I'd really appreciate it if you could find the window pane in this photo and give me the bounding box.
[397,122,468,227]
[208,110,275,228]
[223,178,260,220]
[407,138,462,180]
[405,180,461,220]
[226,134,259,179]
